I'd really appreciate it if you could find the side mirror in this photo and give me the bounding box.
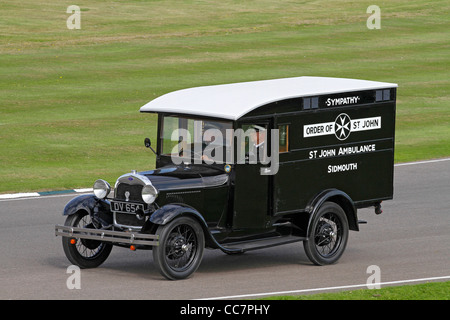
[144,138,156,155]
[144,137,151,148]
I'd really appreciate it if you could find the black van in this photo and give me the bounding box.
[55,76,397,280]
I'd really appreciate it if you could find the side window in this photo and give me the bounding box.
[278,124,289,153]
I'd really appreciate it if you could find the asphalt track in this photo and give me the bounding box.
[0,159,449,300]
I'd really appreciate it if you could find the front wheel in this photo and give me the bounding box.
[303,202,349,265]
[152,216,205,280]
[62,211,113,268]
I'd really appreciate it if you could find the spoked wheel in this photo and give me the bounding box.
[303,202,349,265]
[153,216,204,280]
[62,211,112,268]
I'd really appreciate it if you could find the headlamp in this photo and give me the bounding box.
[93,179,111,199]
[142,184,158,204]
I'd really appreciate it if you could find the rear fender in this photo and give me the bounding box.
[306,189,359,234]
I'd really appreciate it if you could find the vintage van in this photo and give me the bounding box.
[55,76,397,280]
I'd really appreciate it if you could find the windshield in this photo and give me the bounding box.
[160,115,233,164]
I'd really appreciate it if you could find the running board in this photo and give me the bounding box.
[219,235,305,254]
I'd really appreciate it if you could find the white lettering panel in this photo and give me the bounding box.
[351,116,381,132]
[304,114,382,140]
[303,121,335,138]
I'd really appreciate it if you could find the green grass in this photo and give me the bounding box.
[0,0,449,193]
[261,281,450,300]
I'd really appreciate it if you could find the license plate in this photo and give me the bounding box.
[110,201,144,214]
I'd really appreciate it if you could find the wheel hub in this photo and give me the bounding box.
[316,221,335,246]
[81,223,102,249]
[168,234,189,259]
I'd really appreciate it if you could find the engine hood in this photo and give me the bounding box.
[139,165,229,191]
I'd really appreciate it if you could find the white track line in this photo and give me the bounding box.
[394,157,450,167]
[0,191,92,202]
[0,192,40,199]
[199,275,450,300]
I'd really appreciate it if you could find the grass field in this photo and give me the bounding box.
[261,281,450,300]
[0,0,449,193]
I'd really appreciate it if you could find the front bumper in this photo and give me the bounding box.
[55,225,159,246]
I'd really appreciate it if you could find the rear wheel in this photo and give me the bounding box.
[152,216,204,280]
[303,202,349,265]
[62,211,112,268]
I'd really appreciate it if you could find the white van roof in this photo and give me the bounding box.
[140,76,397,120]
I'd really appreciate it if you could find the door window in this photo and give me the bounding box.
[238,123,268,164]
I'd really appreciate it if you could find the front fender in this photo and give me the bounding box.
[149,203,207,226]
[63,194,98,216]
[148,203,238,253]
[62,194,113,227]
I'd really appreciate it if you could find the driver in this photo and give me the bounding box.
[247,124,266,163]
[201,122,225,163]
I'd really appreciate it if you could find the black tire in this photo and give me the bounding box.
[62,211,113,268]
[303,202,349,265]
[152,216,204,280]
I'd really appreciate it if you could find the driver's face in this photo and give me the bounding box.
[251,131,265,144]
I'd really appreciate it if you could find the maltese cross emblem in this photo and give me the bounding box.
[334,113,351,140]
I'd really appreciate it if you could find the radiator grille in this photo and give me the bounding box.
[115,183,143,202]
